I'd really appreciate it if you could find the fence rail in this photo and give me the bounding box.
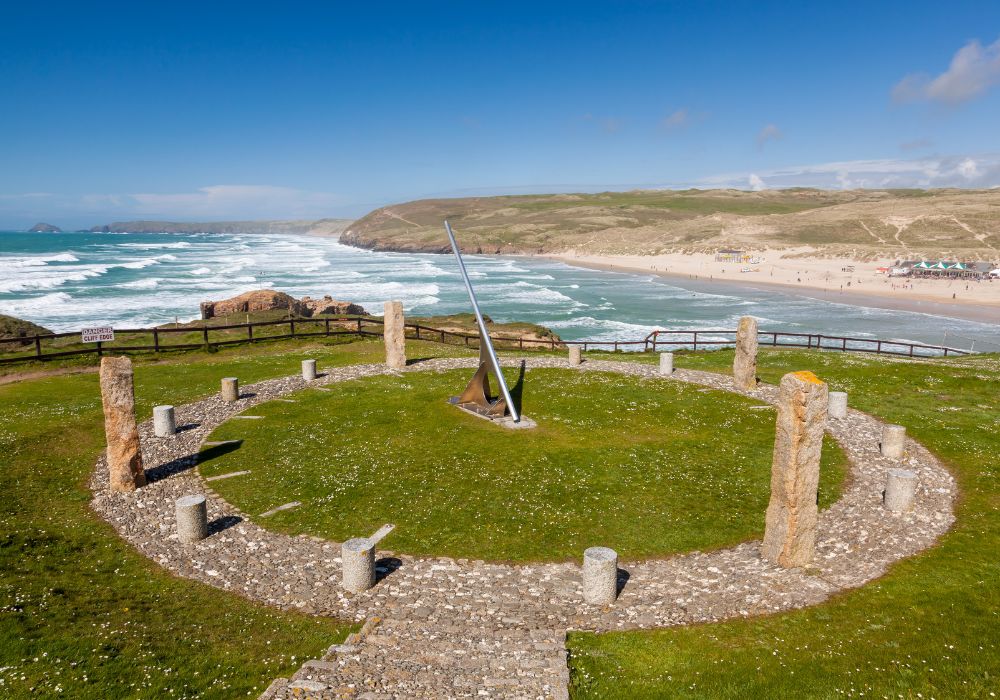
[0,315,973,365]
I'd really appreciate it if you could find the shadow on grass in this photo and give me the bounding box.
[509,360,526,415]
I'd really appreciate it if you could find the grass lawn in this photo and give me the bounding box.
[568,348,1000,698]
[0,337,464,698]
[198,368,846,562]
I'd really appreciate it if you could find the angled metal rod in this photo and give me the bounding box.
[444,220,520,422]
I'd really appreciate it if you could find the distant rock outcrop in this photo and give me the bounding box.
[29,222,62,233]
[199,290,366,319]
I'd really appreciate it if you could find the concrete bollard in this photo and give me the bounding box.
[342,537,376,593]
[884,468,918,512]
[221,377,239,403]
[176,494,208,543]
[302,359,317,381]
[881,424,906,459]
[153,405,176,437]
[568,345,582,366]
[828,391,848,420]
[659,352,674,375]
[582,546,618,605]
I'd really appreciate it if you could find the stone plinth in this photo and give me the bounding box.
[884,469,918,512]
[175,494,208,542]
[568,346,582,366]
[342,537,376,593]
[582,546,618,605]
[733,316,758,390]
[762,370,828,568]
[153,405,176,437]
[383,301,406,369]
[881,424,906,459]
[828,391,848,420]
[302,359,317,381]
[659,352,674,375]
[99,356,146,492]
[221,377,239,403]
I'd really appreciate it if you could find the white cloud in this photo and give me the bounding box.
[956,157,980,179]
[893,36,1000,104]
[756,124,783,148]
[662,109,689,129]
[748,174,765,191]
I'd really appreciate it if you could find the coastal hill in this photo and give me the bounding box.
[29,222,62,233]
[90,219,351,235]
[341,188,1000,260]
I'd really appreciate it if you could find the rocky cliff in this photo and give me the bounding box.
[199,290,367,319]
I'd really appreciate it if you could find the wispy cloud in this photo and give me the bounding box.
[661,109,689,130]
[747,174,766,191]
[893,36,1000,104]
[756,123,783,148]
[899,138,934,152]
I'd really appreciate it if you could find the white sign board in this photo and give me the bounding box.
[82,327,115,343]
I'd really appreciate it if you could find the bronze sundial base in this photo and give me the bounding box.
[448,339,512,420]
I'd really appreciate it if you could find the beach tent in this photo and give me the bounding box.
[913,261,932,269]
[932,261,949,269]
[947,262,968,270]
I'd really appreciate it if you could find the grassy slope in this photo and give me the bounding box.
[198,368,846,562]
[0,338,465,698]
[568,348,1000,699]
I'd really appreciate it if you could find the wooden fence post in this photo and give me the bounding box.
[35,335,42,358]
[153,328,159,352]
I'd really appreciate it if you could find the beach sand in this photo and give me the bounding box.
[545,249,1000,325]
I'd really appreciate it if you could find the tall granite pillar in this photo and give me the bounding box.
[762,370,828,568]
[383,300,406,369]
[733,316,758,390]
[99,356,146,492]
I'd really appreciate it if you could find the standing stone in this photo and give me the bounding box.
[221,377,239,403]
[175,494,208,542]
[99,356,146,492]
[568,345,582,366]
[383,300,406,369]
[733,316,759,390]
[659,352,674,375]
[342,537,376,593]
[828,391,848,420]
[153,405,176,437]
[302,358,317,381]
[881,424,906,459]
[884,469,918,513]
[761,371,828,568]
[582,546,618,605]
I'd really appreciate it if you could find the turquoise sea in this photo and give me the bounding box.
[1,231,998,352]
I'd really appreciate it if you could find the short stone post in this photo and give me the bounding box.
[342,537,376,593]
[881,424,906,459]
[828,391,848,420]
[383,300,406,369]
[153,405,176,437]
[175,494,208,542]
[582,546,618,605]
[221,377,239,403]
[568,345,582,366]
[733,316,758,390]
[302,359,317,381]
[99,356,146,492]
[762,371,828,568]
[659,352,674,375]
[884,469,918,513]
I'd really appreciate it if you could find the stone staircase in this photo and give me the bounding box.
[260,616,570,699]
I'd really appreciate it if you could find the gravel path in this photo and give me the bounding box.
[89,357,956,699]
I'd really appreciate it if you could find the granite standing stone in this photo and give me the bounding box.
[582,547,618,605]
[175,494,208,542]
[733,316,758,390]
[568,345,582,366]
[762,371,828,568]
[881,424,906,459]
[828,391,848,420]
[302,359,317,381]
[659,352,674,375]
[884,469,918,512]
[221,377,239,403]
[99,356,146,492]
[342,537,376,593]
[383,301,406,369]
[153,405,176,437]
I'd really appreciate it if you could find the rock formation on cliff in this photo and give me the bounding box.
[199,290,367,319]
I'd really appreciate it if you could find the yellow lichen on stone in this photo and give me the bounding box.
[792,370,824,385]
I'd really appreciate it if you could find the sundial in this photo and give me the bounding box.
[444,220,522,424]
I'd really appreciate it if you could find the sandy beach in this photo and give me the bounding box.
[546,249,1000,326]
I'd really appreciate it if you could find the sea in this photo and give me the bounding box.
[2,230,999,352]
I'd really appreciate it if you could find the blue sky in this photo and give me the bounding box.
[1,1,999,228]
